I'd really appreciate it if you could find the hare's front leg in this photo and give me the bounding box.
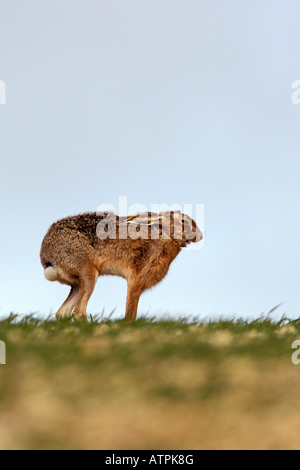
[125,281,142,321]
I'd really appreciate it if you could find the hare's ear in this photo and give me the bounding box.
[181,214,202,243]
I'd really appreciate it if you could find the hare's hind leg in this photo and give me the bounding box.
[56,286,80,319]
[72,268,99,321]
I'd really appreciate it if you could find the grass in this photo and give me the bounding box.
[0,313,300,449]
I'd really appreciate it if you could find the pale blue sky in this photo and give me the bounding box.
[0,0,300,320]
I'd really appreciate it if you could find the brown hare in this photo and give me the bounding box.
[40,211,202,321]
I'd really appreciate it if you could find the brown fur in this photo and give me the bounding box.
[40,211,202,321]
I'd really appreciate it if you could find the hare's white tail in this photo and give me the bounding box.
[44,266,59,282]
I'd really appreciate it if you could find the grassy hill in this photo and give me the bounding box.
[0,314,299,449]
